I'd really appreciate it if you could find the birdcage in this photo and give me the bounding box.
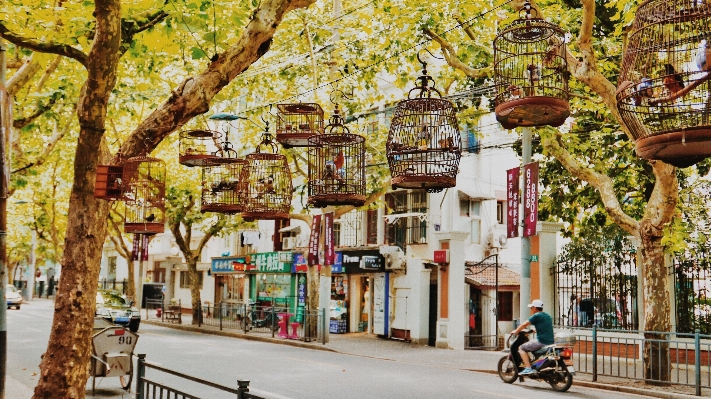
[275,103,325,148]
[95,162,124,200]
[386,55,462,192]
[122,156,166,235]
[241,130,293,221]
[493,1,570,130]
[307,105,366,208]
[616,0,711,167]
[179,129,222,167]
[200,158,247,214]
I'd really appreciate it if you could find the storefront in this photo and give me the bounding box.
[211,256,249,305]
[248,251,296,312]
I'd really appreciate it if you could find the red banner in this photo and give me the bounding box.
[142,235,150,261]
[523,162,539,237]
[324,212,334,266]
[308,214,322,266]
[131,234,140,261]
[506,167,520,238]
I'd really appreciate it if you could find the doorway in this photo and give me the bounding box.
[428,282,437,346]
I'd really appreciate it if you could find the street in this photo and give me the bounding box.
[8,299,655,399]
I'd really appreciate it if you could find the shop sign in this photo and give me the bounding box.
[211,256,248,273]
[339,250,384,273]
[296,275,306,323]
[332,252,344,273]
[372,272,389,335]
[292,253,308,273]
[308,214,322,265]
[249,252,291,273]
[433,250,449,264]
[324,212,334,265]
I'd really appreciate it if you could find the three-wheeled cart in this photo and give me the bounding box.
[90,317,139,394]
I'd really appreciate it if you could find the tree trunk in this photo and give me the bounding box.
[306,264,320,340]
[188,257,202,325]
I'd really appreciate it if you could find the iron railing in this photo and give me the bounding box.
[98,278,128,295]
[673,253,711,335]
[136,354,265,399]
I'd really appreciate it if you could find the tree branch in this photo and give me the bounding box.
[453,17,477,41]
[334,179,390,219]
[6,55,42,96]
[423,27,490,80]
[12,105,75,174]
[13,94,60,129]
[0,22,87,67]
[36,55,63,93]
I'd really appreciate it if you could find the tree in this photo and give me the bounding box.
[424,0,680,381]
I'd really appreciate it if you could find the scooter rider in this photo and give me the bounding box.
[510,299,555,376]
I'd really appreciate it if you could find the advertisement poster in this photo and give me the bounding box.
[523,162,539,237]
[372,273,390,336]
[308,214,322,265]
[324,212,334,265]
[296,275,306,323]
[506,167,520,238]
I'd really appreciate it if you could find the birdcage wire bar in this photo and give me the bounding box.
[201,158,247,214]
[386,97,462,191]
[307,130,366,207]
[122,156,166,235]
[179,129,224,167]
[616,0,711,167]
[493,12,570,130]
[275,103,325,148]
[241,153,293,221]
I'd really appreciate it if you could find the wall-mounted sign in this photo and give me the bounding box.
[523,162,539,237]
[211,256,248,273]
[433,250,449,264]
[507,167,520,238]
[248,252,291,273]
[292,253,308,273]
[338,250,384,273]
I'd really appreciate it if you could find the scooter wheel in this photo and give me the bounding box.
[548,370,573,392]
[497,356,518,384]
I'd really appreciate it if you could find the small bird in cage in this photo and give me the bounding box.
[524,64,541,96]
[111,177,123,191]
[438,136,456,152]
[695,40,708,72]
[507,85,522,99]
[662,63,685,95]
[145,213,156,222]
[417,124,430,151]
[542,37,563,72]
[255,175,275,198]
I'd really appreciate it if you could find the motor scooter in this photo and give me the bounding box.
[246,303,281,332]
[497,329,576,392]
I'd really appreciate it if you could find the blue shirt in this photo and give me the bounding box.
[528,311,554,345]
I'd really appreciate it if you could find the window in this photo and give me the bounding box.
[460,199,470,216]
[497,201,505,225]
[153,261,166,283]
[385,191,429,248]
[333,222,342,247]
[498,292,514,321]
[470,200,481,217]
[179,271,203,289]
[108,256,117,279]
[471,219,481,244]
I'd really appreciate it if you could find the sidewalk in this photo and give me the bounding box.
[144,316,710,399]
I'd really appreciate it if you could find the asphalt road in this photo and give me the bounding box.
[8,299,654,399]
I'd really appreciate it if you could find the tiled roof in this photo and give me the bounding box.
[465,264,520,287]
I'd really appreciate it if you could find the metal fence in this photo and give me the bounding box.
[98,278,128,295]
[569,326,711,396]
[673,250,711,335]
[136,354,265,399]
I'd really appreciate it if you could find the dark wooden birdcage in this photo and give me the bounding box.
[617,0,711,168]
[493,1,570,130]
[275,103,325,148]
[307,105,366,208]
[179,129,222,166]
[200,158,247,214]
[122,156,166,235]
[386,55,462,192]
[95,156,125,200]
[241,130,293,221]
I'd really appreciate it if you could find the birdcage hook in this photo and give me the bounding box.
[519,0,538,19]
[410,49,443,99]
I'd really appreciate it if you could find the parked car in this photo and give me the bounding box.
[95,290,140,332]
[5,284,22,309]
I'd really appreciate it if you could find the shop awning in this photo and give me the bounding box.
[278,225,301,234]
[383,212,427,224]
[465,264,520,288]
[458,188,495,201]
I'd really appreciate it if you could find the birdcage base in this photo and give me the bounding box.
[241,211,289,221]
[392,175,456,190]
[179,154,219,167]
[200,204,245,214]
[635,127,711,168]
[495,97,570,130]
[124,223,164,235]
[276,133,319,149]
[307,194,366,208]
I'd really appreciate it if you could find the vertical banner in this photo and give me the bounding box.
[523,162,539,237]
[324,212,334,266]
[296,275,306,323]
[373,272,389,335]
[506,167,520,238]
[141,235,150,261]
[308,214,322,265]
[131,234,140,261]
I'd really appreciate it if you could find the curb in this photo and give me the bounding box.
[145,320,706,398]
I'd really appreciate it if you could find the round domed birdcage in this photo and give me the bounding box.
[122,155,166,235]
[200,158,247,214]
[616,0,711,167]
[241,125,293,221]
[493,1,570,130]
[275,103,325,148]
[179,130,222,167]
[386,54,462,192]
[307,105,366,208]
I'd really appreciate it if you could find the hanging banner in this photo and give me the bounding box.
[506,167,520,238]
[142,235,150,261]
[523,162,539,237]
[308,214,322,266]
[324,212,334,266]
[131,234,140,261]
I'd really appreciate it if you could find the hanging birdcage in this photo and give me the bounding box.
[386,54,462,192]
[122,156,166,235]
[275,103,325,148]
[493,1,570,130]
[200,158,247,214]
[241,125,293,221]
[616,0,711,167]
[95,153,125,200]
[179,129,223,167]
[307,104,366,208]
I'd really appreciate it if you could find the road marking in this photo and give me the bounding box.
[471,388,518,398]
[284,357,342,368]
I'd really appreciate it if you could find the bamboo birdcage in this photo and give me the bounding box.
[240,128,293,221]
[493,1,570,130]
[122,156,166,235]
[386,55,462,192]
[179,129,223,167]
[275,103,325,148]
[617,0,711,167]
[307,105,366,208]
[200,158,247,214]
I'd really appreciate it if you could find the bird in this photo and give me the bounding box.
[662,63,685,95]
[507,85,522,99]
[145,213,156,222]
[111,177,122,191]
[438,136,455,151]
[695,40,708,71]
[333,151,345,171]
[524,64,541,96]
[417,124,430,151]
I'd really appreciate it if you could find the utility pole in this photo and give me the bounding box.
[519,127,532,322]
[0,37,9,399]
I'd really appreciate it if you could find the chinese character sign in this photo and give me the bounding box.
[506,167,520,238]
[523,162,539,237]
[324,212,334,266]
[308,214,322,265]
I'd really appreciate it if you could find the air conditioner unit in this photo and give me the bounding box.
[282,237,296,250]
[385,252,404,270]
[489,233,508,249]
